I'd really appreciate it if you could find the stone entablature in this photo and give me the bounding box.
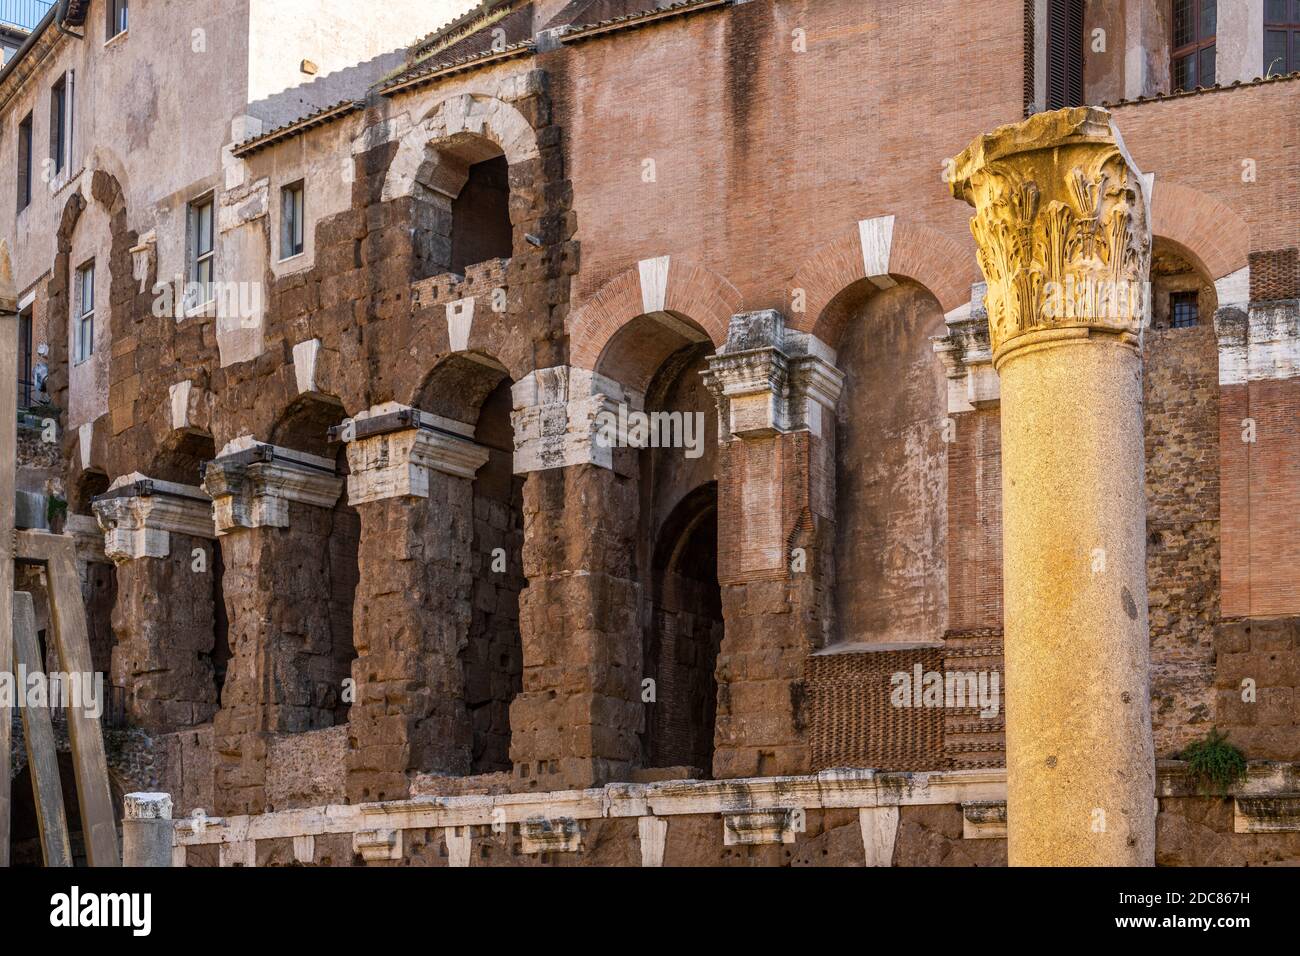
[703,310,843,441]
[91,473,216,563]
[510,365,641,473]
[933,283,1000,414]
[202,437,343,534]
[1215,297,1300,386]
[337,402,490,504]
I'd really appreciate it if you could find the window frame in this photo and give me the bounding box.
[75,260,96,365]
[280,180,305,261]
[1171,0,1217,92]
[50,74,67,175]
[17,111,32,212]
[17,304,33,410]
[107,0,129,40]
[1169,289,1200,329]
[1264,0,1300,76]
[188,193,216,310]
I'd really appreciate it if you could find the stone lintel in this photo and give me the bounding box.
[510,365,641,474]
[343,402,490,504]
[91,472,215,562]
[202,437,343,535]
[933,284,1001,414]
[353,828,403,861]
[1215,298,1300,386]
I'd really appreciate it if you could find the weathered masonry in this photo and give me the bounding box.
[4,0,1300,866]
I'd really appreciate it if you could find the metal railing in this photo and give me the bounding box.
[0,0,53,32]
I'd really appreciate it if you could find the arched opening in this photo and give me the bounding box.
[830,278,949,647]
[70,469,109,516]
[7,754,126,866]
[644,482,722,771]
[412,134,513,281]
[599,312,722,777]
[414,353,523,774]
[268,395,359,727]
[1143,238,1220,758]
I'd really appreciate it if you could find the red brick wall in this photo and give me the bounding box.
[946,407,1003,632]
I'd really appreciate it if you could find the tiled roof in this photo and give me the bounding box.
[232,99,365,157]
[1102,70,1300,108]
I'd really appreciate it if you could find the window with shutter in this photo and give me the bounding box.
[1045,0,1084,110]
[16,112,32,212]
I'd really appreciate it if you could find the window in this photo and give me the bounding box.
[50,74,67,175]
[281,181,304,259]
[188,195,215,308]
[1172,0,1216,91]
[76,262,95,363]
[17,112,32,211]
[107,0,128,38]
[1170,290,1199,328]
[1265,0,1300,75]
[17,305,33,410]
[1044,0,1085,110]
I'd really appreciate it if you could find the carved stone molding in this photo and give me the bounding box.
[721,807,800,846]
[510,365,639,473]
[950,106,1152,367]
[1234,795,1300,833]
[202,437,343,535]
[932,283,1001,413]
[518,816,582,854]
[703,310,843,441]
[353,828,403,862]
[961,800,1008,839]
[341,402,490,504]
[91,473,216,562]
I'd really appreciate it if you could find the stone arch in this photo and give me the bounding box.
[1150,180,1250,282]
[381,92,540,204]
[789,217,979,349]
[568,256,742,386]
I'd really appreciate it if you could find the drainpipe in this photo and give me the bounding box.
[53,0,84,41]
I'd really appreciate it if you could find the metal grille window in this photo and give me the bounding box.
[281,181,304,259]
[188,195,214,308]
[1172,0,1216,91]
[107,0,128,38]
[76,261,95,363]
[1170,290,1199,329]
[1265,0,1300,75]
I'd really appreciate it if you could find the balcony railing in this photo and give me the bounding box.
[0,0,53,32]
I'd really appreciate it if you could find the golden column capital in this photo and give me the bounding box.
[950,107,1152,368]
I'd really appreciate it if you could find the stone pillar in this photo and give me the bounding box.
[122,792,175,867]
[91,474,219,731]
[202,438,345,814]
[703,311,843,778]
[950,107,1155,865]
[509,367,644,790]
[338,402,489,803]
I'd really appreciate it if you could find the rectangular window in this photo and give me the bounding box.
[76,262,95,363]
[1172,0,1216,91]
[188,195,215,309]
[1170,290,1199,329]
[281,181,305,259]
[17,305,33,410]
[1264,0,1300,74]
[17,112,32,211]
[108,0,129,38]
[50,74,66,174]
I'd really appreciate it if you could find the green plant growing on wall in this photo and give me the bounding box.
[1180,727,1247,796]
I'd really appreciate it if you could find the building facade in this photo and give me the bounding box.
[4,0,1300,866]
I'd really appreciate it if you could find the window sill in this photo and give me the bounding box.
[278,252,305,265]
[104,30,128,49]
[184,300,217,321]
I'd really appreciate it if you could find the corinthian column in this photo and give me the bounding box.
[950,107,1155,866]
